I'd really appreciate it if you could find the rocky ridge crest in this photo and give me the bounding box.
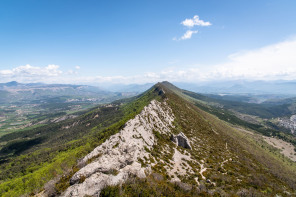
[62,100,175,196]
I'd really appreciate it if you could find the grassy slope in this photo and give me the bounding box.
[182,90,293,119]
[0,87,161,196]
[180,89,296,147]
[166,83,296,191]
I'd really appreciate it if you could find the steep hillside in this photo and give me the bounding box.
[0,86,159,196]
[1,82,296,196]
[179,88,296,148]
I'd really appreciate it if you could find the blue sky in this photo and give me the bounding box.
[0,0,296,84]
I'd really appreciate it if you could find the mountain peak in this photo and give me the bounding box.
[4,81,20,87]
[153,81,181,94]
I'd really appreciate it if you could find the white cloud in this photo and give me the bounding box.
[180,30,198,40]
[181,15,212,27]
[0,70,13,75]
[1,64,62,77]
[209,38,296,80]
[174,15,211,41]
[75,66,80,69]
[0,64,63,83]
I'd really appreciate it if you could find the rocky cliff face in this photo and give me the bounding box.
[62,100,176,196]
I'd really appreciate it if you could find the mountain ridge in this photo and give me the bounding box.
[0,82,295,196]
[55,82,296,196]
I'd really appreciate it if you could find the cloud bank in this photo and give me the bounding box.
[211,38,296,80]
[0,64,63,83]
[1,38,296,84]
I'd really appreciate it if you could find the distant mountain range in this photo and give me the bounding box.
[174,80,296,95]
[91,80,296,95]
[0,81,106,93]
[2,80,296,95]
[0,81,136,104]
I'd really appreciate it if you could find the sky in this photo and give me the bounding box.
[0,0,296,85]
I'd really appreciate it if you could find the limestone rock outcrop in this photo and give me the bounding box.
[170,132,192,149]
